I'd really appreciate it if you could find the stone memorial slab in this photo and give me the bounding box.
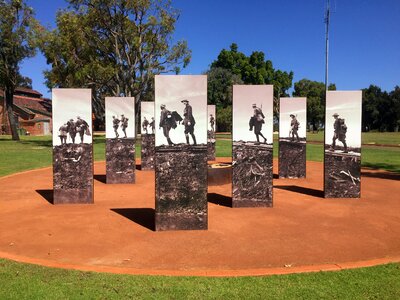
[52,89,93,204]
[232,85,274,207]
[155,75,208,230]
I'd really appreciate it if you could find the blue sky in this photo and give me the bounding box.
[21,0,400,98]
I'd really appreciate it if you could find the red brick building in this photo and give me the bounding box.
[0,87,52,136]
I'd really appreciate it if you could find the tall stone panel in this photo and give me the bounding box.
[154,75,208,230]
[141,101,155,170]
[324,91,362,198]
[207,105,216,161]
[232,85,274,207]
[52,89,93,204]
[105,97,135,184]
[279,97,307,178]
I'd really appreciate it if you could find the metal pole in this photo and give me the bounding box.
[325,0,330,91]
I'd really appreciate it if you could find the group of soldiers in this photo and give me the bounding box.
[112,114,129,138]
[142,117,155,134]
[159,99,197,146]
[58,116,90,144]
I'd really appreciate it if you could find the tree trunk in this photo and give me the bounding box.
[4,86,20,141]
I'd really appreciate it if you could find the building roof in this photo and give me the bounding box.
[15,87,43,98]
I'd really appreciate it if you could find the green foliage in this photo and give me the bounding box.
[39,0,191,129]
[292,78,336,130]
[216,106,232,132]
[363,85,400,132]
[0,0,39,140]
[210,43,294,98]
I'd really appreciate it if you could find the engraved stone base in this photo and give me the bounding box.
[141,134,155,170]
[324,148,361,198]
[207,130,216,161]
[232,141,273,207]
[106,138,135,184]
[155,144,208,231]
[278,138,306,178]
[53,143,93,204]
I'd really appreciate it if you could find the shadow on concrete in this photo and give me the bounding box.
[274,185,324,198]
[111,208,155,231]
[94,174,107,184]
[208,193,232,208]
[36,189,54,204]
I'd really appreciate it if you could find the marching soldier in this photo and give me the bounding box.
[159,104,174,145]
[290,114,300,142]
[250,103,267,144]
[76,116,90,143]
[142,116,149,134]
[330,113,348,153]
[59,123,68,144]
[209,113,215,132]
[120,114,129,138]
[112,115,120,138]
[67,118,77,144]
[149,117,155,134]
[182,99,197,145]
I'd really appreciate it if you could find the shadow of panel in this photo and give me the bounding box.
[274,185,324,198]
[36,189,54,204]
[94,174,107,184]
[136,164,142,171]
[111,208,155,231]
[208,193,232,208]
[361,170,400,181]
[273,173,279,179]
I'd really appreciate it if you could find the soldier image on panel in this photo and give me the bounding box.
[209,113,215,132]
[182,99,197,145]
[142,116,149,134]
[289,114,300,142]
[149,117,155,134]
[330,113,348,153]
[67,118,77,144]
[249,103,267,144]
[76,116,90,143]
[159,104,174,145]
[112,115,120,138]
[120,114,129,138]
[58,123,68,144]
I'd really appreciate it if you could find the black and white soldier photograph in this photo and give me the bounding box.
[232,85,274,207]
[279,97,307,178]
[155,75,208,231]
[105,97,135,184]
[324,91,362,198]
[141,101,155,170]
[52,88,93,204]
[207,105,216,160]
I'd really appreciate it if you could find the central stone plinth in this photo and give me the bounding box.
[106,138,135,184]
[155,144,208,231]
[278,138,306,178]
[141,134,155,170]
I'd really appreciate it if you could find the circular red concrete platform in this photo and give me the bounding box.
[0,159,399,276]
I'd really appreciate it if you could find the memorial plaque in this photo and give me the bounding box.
[324,91,362,198]
[52,89,93,204]
[155,75,208,231]
[232,85,274,207]
[279,97,307,178]
[141,101,155,170]
[207,105,216,161]
[105,97,135,184]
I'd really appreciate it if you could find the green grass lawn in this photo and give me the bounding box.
[1,134,400,298]
[0,259,399,299]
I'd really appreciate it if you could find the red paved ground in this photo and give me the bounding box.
[0,159,399,276]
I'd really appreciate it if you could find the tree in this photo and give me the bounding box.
[0,0,38,140]
[209,43,293,117]
[206,67,243,131]
[292,78,336,131]
[40,0,191,130]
